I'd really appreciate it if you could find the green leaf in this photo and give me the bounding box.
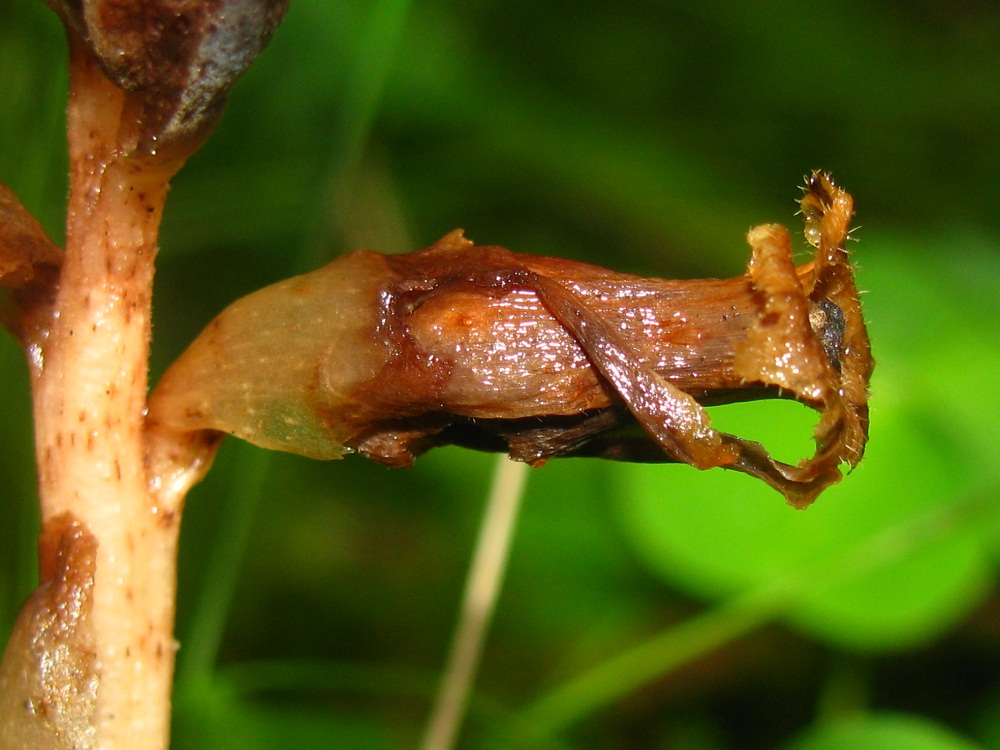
[782,712,983,750]
[614,238,1000,650]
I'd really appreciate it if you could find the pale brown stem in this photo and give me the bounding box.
[23,43,188,750]
[421,458,530,750]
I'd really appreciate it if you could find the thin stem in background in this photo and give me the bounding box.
[175,443,274,687]
[0,342,39,640]
[173,0,411,688]
[421,457,530,750]
[213,657,574,750]
[306,0,413,264]
[511,483,1000,743]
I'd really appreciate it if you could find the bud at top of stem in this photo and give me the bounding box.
[47,0,289,153]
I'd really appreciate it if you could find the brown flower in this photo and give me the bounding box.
[149,173,872,507]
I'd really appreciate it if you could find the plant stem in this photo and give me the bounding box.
[510,485,1000,745]
[421,457,530,750]
[24,43,186,750]
[515,586,782,741]
[176,445,272,688]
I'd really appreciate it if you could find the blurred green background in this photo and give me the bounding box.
[3,1,1000,748]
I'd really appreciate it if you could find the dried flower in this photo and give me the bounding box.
[149,173,872,507]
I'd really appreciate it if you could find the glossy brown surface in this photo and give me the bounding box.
[0,182,61,291]
[150,173,872,507]
[0,514,99,748]
[47,0,288,151]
